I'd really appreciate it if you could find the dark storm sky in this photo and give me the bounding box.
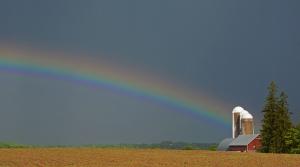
[0,0,299,145]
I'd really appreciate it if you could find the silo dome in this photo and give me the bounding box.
[241,109,249,115]
[232,106,244,113]
[241,112,253,119]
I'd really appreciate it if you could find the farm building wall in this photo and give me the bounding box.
[247,137,262,151]
[228,146,247,152]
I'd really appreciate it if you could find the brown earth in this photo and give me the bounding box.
[0,148,300,167]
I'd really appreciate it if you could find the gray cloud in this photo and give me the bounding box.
[0,0,299,144]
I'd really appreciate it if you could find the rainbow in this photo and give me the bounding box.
[0,46,231,128]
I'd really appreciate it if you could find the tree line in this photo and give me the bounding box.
[261,81,300,153]
[85,141,217,150]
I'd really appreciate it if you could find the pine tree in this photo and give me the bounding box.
[274,92,292,153]
[284,127,300,153]
[297,123,300,131]
[260,81,278,153]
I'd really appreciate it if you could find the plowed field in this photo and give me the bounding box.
[0,148,300,167]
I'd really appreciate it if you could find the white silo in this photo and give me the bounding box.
[241,111,254,135]
[232,106,244,138]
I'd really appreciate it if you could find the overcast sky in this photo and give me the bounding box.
[0,0,299,145]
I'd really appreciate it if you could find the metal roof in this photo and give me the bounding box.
[229,134,260,146]
[217,138,234,151]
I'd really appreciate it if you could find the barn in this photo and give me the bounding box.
[217,138,234,151]
[217,106,262,152]
[217,134,261,152]
[228,134,261,152]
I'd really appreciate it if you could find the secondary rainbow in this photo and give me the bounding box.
[0,47,231,127]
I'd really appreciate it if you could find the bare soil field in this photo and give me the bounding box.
[0,148,300,167]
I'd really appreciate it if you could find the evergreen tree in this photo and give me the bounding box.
[284,127,300,154]
[274,92,292,153]
[261,82,293,153]
[260,81,278,153]
[296,123,300,131]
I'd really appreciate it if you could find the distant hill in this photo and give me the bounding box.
[0,141,217,150]
[85,141,218,150]
[0,142,29,148]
